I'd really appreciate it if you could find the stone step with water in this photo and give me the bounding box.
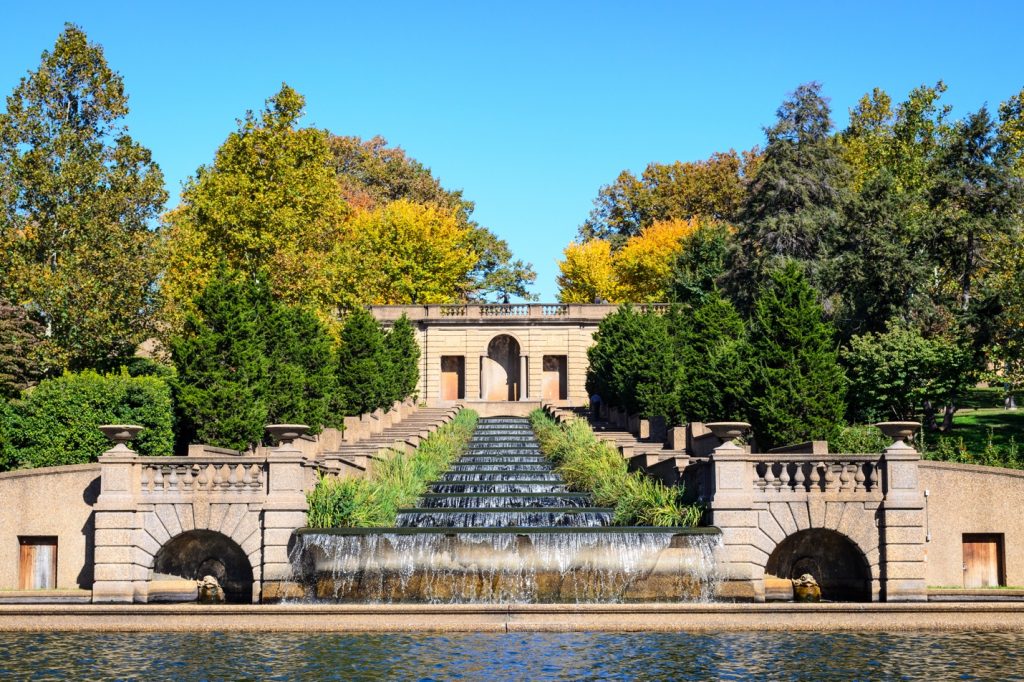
[291,415,721,603]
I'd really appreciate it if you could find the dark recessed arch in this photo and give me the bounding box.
[153,530,253,603]
[766,528,871,602]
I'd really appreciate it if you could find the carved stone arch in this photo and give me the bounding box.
[481,334,522,400]
[765,527,872,601]
[151,529,255,603]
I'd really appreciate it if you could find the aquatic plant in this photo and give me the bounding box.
[529,410,703,527]
[306,409,478,527]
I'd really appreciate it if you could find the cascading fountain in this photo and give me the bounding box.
[292,416,722,603]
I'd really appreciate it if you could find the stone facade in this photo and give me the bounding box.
[369,304,666,406]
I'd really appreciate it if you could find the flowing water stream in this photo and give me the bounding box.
[294,416,721,603]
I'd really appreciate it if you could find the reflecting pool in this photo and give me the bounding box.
[2,630,1023,680]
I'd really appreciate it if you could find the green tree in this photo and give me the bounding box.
[335,308,388,416]
[162,85,349,331]
[667,221,733,306]
[263,301,337,432]
[730,83,849,309]
[383,314,420,404]
[746,262,847,451]
[586,306,677,420]
[669,294,749,423]
[171,266,269,451]
[0,25,167,368]
[0,299,49,398]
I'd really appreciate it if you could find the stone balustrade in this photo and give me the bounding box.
[139,457,267,496]
[750,454,883,499]
[370,303,670,323]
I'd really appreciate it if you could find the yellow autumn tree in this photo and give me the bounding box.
[556,239,620,303]
[339,200,478,304]
[614,218,698,302]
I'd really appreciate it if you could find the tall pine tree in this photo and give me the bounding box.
[335,308,388,416]
[383,314,420,404]
[746,262,847,451]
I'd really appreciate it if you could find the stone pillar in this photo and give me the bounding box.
[478,355,487,400]
[706,423,762,601]
[261,433,311,602]
[519,355,529,400]
[92,428,142,603]
[880,441,928,602]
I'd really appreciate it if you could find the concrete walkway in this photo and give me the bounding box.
[3,602,1024,632]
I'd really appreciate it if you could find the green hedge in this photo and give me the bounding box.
[306,409,477,527]
[530,409,703,527]
[2,369,174,470]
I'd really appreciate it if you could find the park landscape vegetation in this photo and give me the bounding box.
[0,24,1021,487]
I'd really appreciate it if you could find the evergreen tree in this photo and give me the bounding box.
[383,314,420,404]
[670,293,749,423]
[335,308,388,416]
[746,262,847,451]
[0,299,49,398]
[263,302,337,432]
[0,25,166,369]
[667,221,733,307]
[586,306,678,420]
[171,266,269,451]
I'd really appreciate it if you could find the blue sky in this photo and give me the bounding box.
[2,1,1023,301]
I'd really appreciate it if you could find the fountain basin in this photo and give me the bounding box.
[287,527,722,604]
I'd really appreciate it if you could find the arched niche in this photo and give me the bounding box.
[152,529,254,603]
[481,334,521,401]
[765,528,871,602]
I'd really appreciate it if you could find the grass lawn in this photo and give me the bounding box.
[946,408,1024,454]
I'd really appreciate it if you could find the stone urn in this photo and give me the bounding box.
[265,424,310,448]
[705,422,751,452]
[98,424,144,453]
[874,421,921,449]
[792,573,821,603]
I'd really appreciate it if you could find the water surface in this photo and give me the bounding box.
[2,631,1022,680]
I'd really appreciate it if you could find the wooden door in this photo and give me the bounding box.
[19,537,57,590]
[963,534,1003,588]
[542,355,567,401]
[440,356,464,401]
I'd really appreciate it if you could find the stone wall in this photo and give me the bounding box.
[920,461,1024,588]
[0,464,100,591]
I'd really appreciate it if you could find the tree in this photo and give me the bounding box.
[161,84,349,331]
[746,262,847,451]
[171,266,269,451]
[669,294,749,423]
[329,134,536,302]
[557,239,620,303]
[580,151,751,245]
[614,218,697,302]
[335,308,388,416]
[383,314,420,404]
[730,83,849,308]
[585,306,677,420]
[0,299,50,398]
[667,221,734,306]
[0,25,167,368]
[263,301,336,433]
[340,200,478,304]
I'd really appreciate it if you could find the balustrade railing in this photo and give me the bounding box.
[750,454,883,496]
[140,457,267,494]
[480,304,529,317]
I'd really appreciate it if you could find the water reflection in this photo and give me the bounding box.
[2,631,1023,681]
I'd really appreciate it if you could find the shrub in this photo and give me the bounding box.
[383,314,420,404]
[263,303,336,432]
[334,307,389,417]
[7,369,173,469]
[306,409,478,527]
[530,410,703,527]
[830,425,891,454]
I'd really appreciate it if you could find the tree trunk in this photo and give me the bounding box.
[923,400,939,431]
[942,402,956,432]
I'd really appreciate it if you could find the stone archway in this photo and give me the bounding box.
[765,528,871,602]
[482,334,521,400]
[152,529,254,603]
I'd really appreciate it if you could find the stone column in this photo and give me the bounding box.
[706,423,763,601]
[878,423,928,602]
[261,426,311,602]
[92,426,143,603]
[478,355,487,400]
[519,355,529,400]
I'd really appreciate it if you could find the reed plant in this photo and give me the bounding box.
[306,409,478,528]
[529,410,703,527]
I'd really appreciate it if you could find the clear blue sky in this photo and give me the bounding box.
[3,1,1023,301]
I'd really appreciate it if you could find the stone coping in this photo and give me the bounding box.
[294,526,722,536]
[0,462,100,481]
[919,459,1024,480]
[3,602,1024,632]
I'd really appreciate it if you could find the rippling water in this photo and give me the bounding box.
[2,631,1023,681]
